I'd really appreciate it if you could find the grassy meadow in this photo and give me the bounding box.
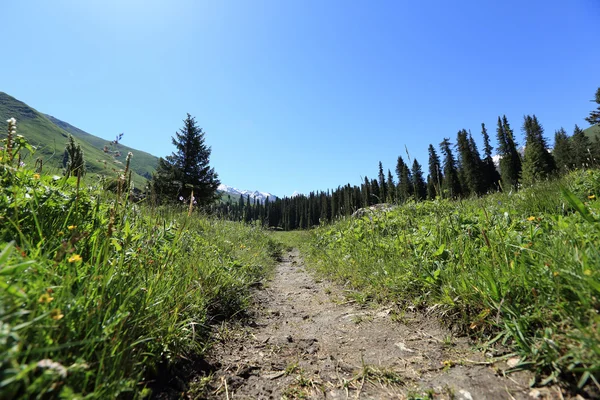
[0,131,279,398]
[304,171,600,390]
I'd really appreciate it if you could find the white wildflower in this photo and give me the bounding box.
[37,359,67,378]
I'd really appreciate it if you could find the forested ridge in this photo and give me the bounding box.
[212,102,600,230]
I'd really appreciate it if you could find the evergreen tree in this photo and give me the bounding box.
[572,124,591,168]
[411,159,427,201]
[480,123,500,192]
[585,87,600,127]
[552,128,574,174]
[496,116,521,189]
[521,115,556,185]
[63,135,86,178]
[386,169,395,203]
[370,179,381,204]
[378,161,387,202]
[456,129,482,195]
[362,177,371,207]
[151,114,220,205]
[396,156,412,202]
[427,144,442,199]
[439,138,461,198]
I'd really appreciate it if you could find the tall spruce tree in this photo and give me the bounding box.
[521,115,556,185]
[411,159,427,201]
[496,116,521,189]
[152,114,220,205]
[362,177,371,207]
[386,169,396,203]
[439,138,461,198]
[552,128,573,174]
[378,161,387,202]
[427,144,442,199]
[572,124,591,168]
[396,156,412,202]
[585,87,600,127]
[456,129,482,196]
[480,123,500,192]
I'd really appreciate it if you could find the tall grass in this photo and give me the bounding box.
[1,125,279,398]
[305,171,600,390]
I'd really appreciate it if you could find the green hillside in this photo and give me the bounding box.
[0,92,156,188]
[44,114,158,180]
[584,124,600,140]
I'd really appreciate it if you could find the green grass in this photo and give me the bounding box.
[0,92,157,188]
[304,171,600,391]
[1,128,280,398]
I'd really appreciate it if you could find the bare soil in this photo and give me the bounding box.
[192,249,563,399]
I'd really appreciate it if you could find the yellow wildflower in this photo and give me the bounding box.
[50,309,64,320]
[553,271,559,277]
[33,173,40,179]
[589,195,596,200]
[68,254,82,263]
[584,269,592,276]
[57,231,64,236]
[67,225,77,231]
[527,216,536,221]
[38,293,54,304]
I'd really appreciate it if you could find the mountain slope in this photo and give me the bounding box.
[584,124,600,141]
[44,114,158,179]
[218,184,277,203]
[0,92,154,187]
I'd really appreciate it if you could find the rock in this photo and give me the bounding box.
[395,342,415,353]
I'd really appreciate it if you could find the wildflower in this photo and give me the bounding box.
[67,225,77,230]
[50,309,64,320]
[584,269,592,276]
[553,271,559,277]
[38,293,54,304]
[589,195,596,200]
[68,254,82,263]
[33,173,40,179]
[527,216,536,221]
[58,231,64,236]
[37,359,67,378]
[179,196,184,201]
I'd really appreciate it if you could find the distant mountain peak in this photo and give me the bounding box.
[218,184,277,203]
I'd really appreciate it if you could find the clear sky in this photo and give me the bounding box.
[1,0,599,197]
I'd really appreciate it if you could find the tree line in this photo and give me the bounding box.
[211,87,600,230]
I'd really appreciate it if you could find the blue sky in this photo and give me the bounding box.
[2,0,599,196]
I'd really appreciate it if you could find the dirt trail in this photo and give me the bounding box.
[198,249,546,399]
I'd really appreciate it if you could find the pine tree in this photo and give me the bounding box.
[63,135,86,178]
[456,129,482,196]
[521,115,556,185]
[480,123,500,192]
[585,87,600,127]
[552,128,573,174]
[386,169,396,203]
[151,114,220,205]
[378,161,387,202]
[370,179,381,204]
[439,138,461,198]
[427,144,442,199]
[411,159,427,201]
[362,177,371,207]
[396,156,412,202]
[572,124,591,168]
[496,116,521,189]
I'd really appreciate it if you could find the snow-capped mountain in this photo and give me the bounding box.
[218,184,277,203]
